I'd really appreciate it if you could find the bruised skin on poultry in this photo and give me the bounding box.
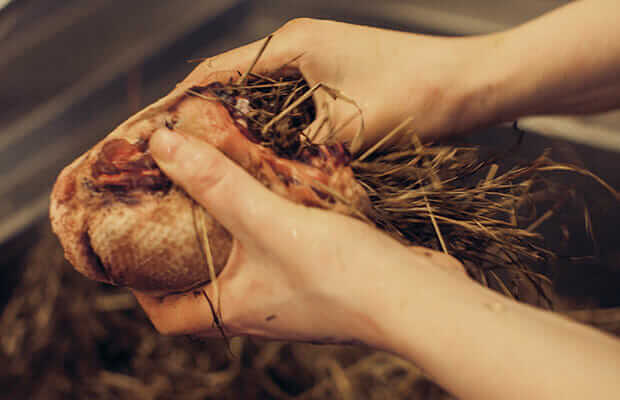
[50,71,370,296]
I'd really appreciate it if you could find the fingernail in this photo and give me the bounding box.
[150,128,184,163]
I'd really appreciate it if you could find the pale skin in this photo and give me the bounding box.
[134,1,620,399]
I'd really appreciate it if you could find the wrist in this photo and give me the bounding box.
[449,33,525,133]
[329,242,484,354]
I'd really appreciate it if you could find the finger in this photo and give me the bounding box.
[132,240,248,336]
[149,127,299,240]
[305,98,365,146]
[133,288,221,335]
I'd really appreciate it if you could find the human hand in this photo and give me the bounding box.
[182,19,491,152]
[135,9,620,399]
[132,128,465,344]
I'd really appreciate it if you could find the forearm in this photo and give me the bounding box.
[469,0,620,125]
[349,260,620,400]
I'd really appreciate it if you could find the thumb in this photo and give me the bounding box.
[149,128,297,240]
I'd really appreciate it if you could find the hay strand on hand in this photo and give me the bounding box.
[237,34,273,86]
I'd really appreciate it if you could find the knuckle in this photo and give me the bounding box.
[408,246,466,276]
[276,18,318,46]
[437,253,466,275]
[194,160,231,203]
[181,147,231,201]
[279,17,316,33]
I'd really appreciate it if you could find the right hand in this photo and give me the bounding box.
[183,18,491,151]
[132,128,466,343]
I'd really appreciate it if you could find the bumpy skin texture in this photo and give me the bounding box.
[50,72,369,295]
